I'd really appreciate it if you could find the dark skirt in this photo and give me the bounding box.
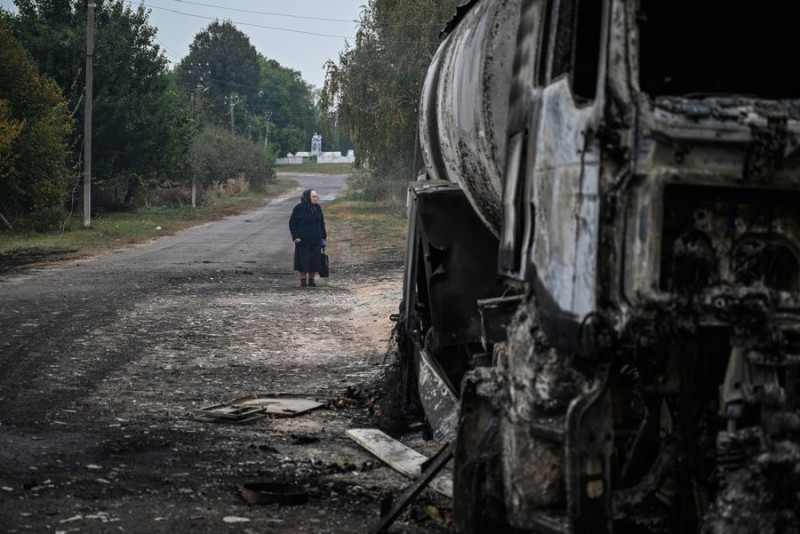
[293,242,322,273]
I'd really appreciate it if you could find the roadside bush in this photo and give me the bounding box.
[141,187,192,208]
[139,176,251,207]
[346,166,408,207]
[193,126,275,191]
[202,177,250,203]
[27,206,68,233]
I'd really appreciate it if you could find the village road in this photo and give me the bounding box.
[0,173,451,533]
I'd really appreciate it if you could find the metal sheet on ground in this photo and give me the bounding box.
[193,396,324,423]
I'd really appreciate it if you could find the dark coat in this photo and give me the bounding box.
[289,191,327,242]
[289,190,327,272]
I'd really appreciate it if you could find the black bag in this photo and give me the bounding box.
[319,251,329,278]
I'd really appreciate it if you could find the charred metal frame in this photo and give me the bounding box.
[400,0,800,532]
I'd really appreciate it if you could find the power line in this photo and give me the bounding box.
[154,37,184,62]
[170,0,357,23]
[133,1,355,39]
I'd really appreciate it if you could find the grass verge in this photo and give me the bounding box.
[323,198,408,267]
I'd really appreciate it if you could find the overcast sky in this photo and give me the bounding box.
[0,0,367,89]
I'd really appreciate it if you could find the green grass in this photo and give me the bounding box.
[324,198,408,249]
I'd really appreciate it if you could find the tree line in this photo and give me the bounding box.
[320,0,460,202]
[0,0,326,230]
[1,0,464,230]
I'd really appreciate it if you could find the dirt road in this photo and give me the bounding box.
[0,174,452,533]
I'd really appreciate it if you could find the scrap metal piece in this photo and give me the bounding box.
[418,347,459,443]
[192,404,266,424]
[192,396,324,423]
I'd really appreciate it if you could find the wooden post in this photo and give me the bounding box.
[83,0,95,228]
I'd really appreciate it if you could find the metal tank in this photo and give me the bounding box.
[418,0,520,237]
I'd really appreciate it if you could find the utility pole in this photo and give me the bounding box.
[264,111,272,152]
[83,0,95,228]
[229,95,235,135]
[193,77,201,208]
[190,63,209,208]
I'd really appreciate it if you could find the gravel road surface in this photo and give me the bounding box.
[0,173,451,533]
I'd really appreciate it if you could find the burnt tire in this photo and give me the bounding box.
[378,314,426,434]
[454,368,518,533]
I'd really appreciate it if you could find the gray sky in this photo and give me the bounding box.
[0,0,366,89]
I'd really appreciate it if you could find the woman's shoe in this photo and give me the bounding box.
[300,279,307,287]
[308,279,316,287]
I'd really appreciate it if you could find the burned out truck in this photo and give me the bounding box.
[394,0,800,532]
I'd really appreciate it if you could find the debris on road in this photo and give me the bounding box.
[192,396,324,423]
[346,428,452,498]
[239,481,309,505]
[370,443,453,534]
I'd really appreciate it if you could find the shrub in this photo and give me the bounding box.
[193,126,274,192]
[142,187,192,208]
[27,206,68,233]
[201,177,250,203]
[347,166,408,207]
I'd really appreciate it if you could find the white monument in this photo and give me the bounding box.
[311,133,322,156]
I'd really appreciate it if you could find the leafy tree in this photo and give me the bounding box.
[321,0,459,198]
[6,0,192,207]
[175,20,260,131]
[272,124,306,157]
[255,56,317,156]
[0,18,73,223]
[174,21,318,160]
[0,101,22,180]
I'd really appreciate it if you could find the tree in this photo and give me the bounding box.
[175,20,261,131]
[0,18,73,224]
[7,0,192,207]
[174,21,320,160]
[255,56,317,156]
[321,0,459,197]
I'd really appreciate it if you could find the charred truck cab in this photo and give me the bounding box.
[397,0,800,532]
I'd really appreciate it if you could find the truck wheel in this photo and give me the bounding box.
[453,367,518,533]
[381,315,426,434]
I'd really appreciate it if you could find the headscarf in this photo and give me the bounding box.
[301,189,318,213]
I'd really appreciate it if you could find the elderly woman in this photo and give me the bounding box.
[289,189,327,287]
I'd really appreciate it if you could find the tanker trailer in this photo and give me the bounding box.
[394,0,800,532]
